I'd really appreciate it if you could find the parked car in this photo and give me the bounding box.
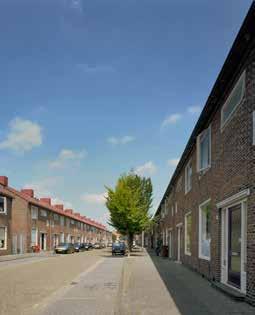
[112,242,126,256]
[73,243,81,252]
[55,243,75,254]
[83,243,93,250]
[107,242,112,247]
[93,242,101,249]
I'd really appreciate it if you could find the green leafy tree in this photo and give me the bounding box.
[106,172,153,252]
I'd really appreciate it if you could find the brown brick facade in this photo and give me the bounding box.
[154,3,255,306]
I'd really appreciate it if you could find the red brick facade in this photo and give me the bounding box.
[0,176,111,255]
[153,3,255,305]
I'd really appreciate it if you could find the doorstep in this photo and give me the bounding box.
[211,281,246,302]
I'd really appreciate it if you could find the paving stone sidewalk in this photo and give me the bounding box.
[148,250,254,315]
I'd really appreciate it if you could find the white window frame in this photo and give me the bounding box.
[40,209,47,217]
[199,199,211,261]
[0,226,7,250]
[31,228,38,246]
[0,196,7,214]
[184,212,192,256]
[185,159,192,194]
[221,71,246,130]
[31,206,38,220]
[197,126,211,172]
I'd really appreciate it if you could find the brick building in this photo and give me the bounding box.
[0,176,110,255]
[153,3,255,305]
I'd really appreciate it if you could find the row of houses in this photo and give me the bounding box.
[151,3,255,305]
[0,176,112,256]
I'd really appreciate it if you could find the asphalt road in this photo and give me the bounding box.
[0,249,121,315]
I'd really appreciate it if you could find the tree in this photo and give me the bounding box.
[106,172,153,252]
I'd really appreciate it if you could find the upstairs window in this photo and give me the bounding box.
[53,214,59,221]
[197,126,211,171]
[185,160,192,193]
[199,199,211,260]
[40,209,47,217]
[60,216,65,226]
[0,196,7,214]
[221,71,246,128]
[31,206,38,219]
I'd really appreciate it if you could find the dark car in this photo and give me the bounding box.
[83,243,93,250]
[55,243,75,254]
[112,242,126,256]
[73,243,81,252]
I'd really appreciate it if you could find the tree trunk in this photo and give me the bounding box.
[128,233,133,254]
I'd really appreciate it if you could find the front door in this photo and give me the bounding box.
[177,227,181,262]
[228,204,241,288]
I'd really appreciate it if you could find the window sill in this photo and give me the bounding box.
[0,211,7,215]
[199,255,210,261]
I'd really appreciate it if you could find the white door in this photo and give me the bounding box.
[168,231,172,258]
[221,200,247,293]
[177,227,181,262]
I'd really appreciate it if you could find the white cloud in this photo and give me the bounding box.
[135,161,157,176]
[24,177,73,209]
[161,114,182,128]
[0,118,42,153]
[107,136,135,145]
[50,149,87,169]
[187,106,202,114]
[167,158,180,167]
[81,192,107,205]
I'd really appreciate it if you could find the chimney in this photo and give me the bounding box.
[0,176,8,187]
[65,209,73,214]
[55,204,64,211]
[21,189,34,198]
[40,198,51,206]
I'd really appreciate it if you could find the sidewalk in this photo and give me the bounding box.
[147,250,254,315]
[0,251,54,263]
[118,250,181,315]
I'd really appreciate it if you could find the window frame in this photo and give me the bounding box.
[40,209,47,217]
[31,228,38,246]
[0,226,7,250]
[221,71,246,130]
[185,159,192,194]
[31,206,38,220]
[184,212,192,256]
[197,126,211,172]
[198,199,211,261]
[0,196,7,215]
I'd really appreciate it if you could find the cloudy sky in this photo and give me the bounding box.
[0,0,252,228]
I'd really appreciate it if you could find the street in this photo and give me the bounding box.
[0,249,254,315]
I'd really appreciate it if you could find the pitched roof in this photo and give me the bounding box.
[155,1,255,216]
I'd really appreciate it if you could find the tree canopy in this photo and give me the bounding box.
[106,172,153,249]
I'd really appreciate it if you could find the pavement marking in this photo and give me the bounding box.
[35,257,105,314]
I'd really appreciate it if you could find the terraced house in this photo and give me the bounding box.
[0,176,110,256]
[154,3,255,305]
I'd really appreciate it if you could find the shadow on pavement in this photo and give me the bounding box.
[147,249,254,315]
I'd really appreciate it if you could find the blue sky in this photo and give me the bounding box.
[0,0,252,228]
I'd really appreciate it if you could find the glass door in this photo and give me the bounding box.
[228,204,241,288]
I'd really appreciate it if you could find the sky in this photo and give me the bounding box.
[0,0,252,228]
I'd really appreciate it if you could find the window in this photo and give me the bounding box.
[185,160,192,193]
[221,71,245,128]
[31,228,38,246]
[185,212,192,255]
[0,196,7,214]
[171,206,174,216]
[60,232,65,243]
[31,206,38,219]
[51,220,54,227]
[199,200,211,260]
[60,216,65,226]
[197,126,211,171]
[0,227,7,250]
[71,219,75,225]
[53,213,59,221]
[40,209,47,217]
[175,202,178,214]
[66,218,70,228]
